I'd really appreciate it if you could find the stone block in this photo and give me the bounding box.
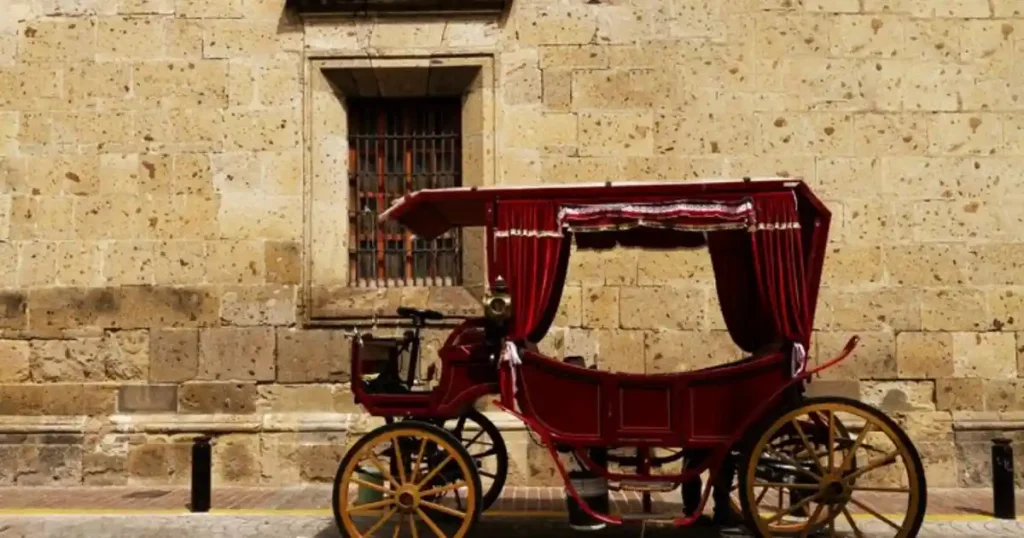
[207,240,265,284]
[936,378,984,411]
[223,108,300,152]
[117,385,178,413]
[504,109,577,150]
[755,13,833,59]
[553,286,582,327]
[153,241,206,286]
[105,329,149,381]
[595,330,644,373]
[916,199,1001,241]
[818,288,920,332]
[150,328,199,383]
[921,287,988,333]
[885,244,968,287]
[897,332,953,378]
[757,113,856,156]
[563,329,597,365]
[0,292,26,330]
[19,19,96,63]
[654,112,754,156]
[179,382,257,414]
[525,439,561,486]
[97,17,167,60]
[927,114,1003,156]
[57,242,103,287]
[969,244,1024,286]
[297,441,347,483]
[0,340,29,383]
[861,380,935,412]
[102,241,155,285]
[257,384,355,413]
[126,437,191,484]
[578,111,653,157]
[73,195,139,240]
[620,287,705,331]
[220,285,296,326]
[214,434,259,485]
[198,327,275,381]
[644,331,741,373]
[814,157,883,200]
[855,115,928,156]
[813,331,896,380]
[176,0,244,17]
[517,5,597,46]
[10,196,74,240]
[539,46,607,70]
[541,157,621,184]
[28,286,219,330]
[83,434,131,486]
[13,444,83,486]
[952,332,1016,379]
[264,241,300,285]
[17,241,59,287]
[829,15,903,58]
[984,380,1022,412]
[581,286,618,329]
[804,380,860,399]
[0,384,116,416]
[276,329,350,383]
[218,194,301,240]
[821,245,883,287]
[29,338,108,382]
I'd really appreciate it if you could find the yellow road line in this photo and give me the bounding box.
[0,508,1016,523]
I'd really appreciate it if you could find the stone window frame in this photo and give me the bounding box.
[302,54,496,325]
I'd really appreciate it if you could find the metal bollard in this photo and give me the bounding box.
[191,436,212,513]
[992,438,1015,520]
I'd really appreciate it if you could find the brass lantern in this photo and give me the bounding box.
[483,276,512,322]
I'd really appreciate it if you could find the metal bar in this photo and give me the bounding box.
[376,106,386,283]
[403,104,413,285]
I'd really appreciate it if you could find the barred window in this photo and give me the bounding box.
[348,98,463,287]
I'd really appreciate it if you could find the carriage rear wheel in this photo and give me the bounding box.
[739,397,926,538]
[437,410,509,513]
[332,421,482,538]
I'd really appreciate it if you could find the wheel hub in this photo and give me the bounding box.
[818,476,849,505]
[396,488,419,512]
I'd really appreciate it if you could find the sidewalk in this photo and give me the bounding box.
[0,485,1017,518]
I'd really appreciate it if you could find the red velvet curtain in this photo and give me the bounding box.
[707,193,810,354]
[492,200,568,342]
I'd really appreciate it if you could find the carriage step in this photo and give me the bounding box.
[619,513,676,522]
[611,480,678,493]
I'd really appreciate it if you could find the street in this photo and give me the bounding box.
[0,513,1022,537]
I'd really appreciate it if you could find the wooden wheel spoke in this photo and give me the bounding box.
[421,500,467,519]
[351,498,396,514]
[752,481,820,490]
[841,422,873,474]
[392,515,402,538]
[393,438,408,485]
[765,492,824,525]
[844,450,899,483]
[842,506,865,538]
[849,486,911,493]
[367,452,399,488]
[415,507,447,538]
[754,486,771,506]
[790,419,826,476]
[826,411,835,473]
[420,481,466,497]
[362,507,399,537]
[408,512,420,538]
[848,496,903,531]
[471,448,499,459]
[411,438,428,484]
[417,453,455,489]
[798,504,825,538]
[352,477,392,494]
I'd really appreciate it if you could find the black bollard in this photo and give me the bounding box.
[191,436,212,513]
[992,438,1015,520]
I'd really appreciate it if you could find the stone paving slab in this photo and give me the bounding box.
[0,514,1023,538]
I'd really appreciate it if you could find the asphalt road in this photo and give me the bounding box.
[0,514,1022,537]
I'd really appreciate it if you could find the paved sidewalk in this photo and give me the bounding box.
[0,486,1017,516]
[0,487,1022,537]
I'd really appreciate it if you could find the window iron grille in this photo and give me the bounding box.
[348,98,463,287]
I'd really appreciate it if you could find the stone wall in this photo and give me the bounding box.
[1,0,1024,488]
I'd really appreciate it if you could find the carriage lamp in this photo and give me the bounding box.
[484,276,512,322]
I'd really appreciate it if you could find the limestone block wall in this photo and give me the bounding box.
[0,0,1023,488]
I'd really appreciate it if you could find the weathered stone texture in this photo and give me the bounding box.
[0,0,1020,488]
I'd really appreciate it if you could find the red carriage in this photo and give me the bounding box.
[332,179,927,538]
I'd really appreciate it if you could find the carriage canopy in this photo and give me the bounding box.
[380,179,832,373]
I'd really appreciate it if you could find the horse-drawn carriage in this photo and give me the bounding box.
[331,179,927,538]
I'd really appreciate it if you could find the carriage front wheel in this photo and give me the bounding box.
[739,396,927,538]
[332,421,483,538]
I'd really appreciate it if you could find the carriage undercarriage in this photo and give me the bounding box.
[329,179,928,538]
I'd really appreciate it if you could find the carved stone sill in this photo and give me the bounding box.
[286,0,509,16]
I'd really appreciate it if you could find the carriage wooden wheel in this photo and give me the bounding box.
[436,410,508,514]
[332,421,482,538]
[739,397,927,537]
